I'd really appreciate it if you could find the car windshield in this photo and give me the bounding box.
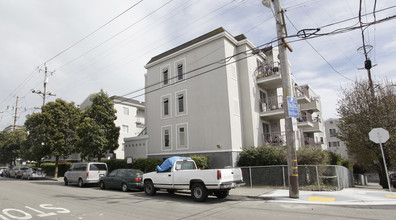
[21,167,29,170]
[90,164,107,171]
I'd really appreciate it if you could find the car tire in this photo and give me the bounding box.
[64,177,69,186]
[99,181,105,190]
[28,176,31,180]
[191,183,208,202]
[78,178,84,187]
[213,190,229,199]
[122,183,128,192]
[144,180,156,196]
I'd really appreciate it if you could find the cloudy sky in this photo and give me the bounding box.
[0,0,395,130]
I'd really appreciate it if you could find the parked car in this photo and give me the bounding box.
[9,166,31,179]
[64,162,108,187]
[0,167,8,177]
[22,167,46,180]
[2,167,11,177]
[390,173,396,188]
[99,169,144,192]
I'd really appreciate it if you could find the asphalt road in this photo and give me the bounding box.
[0,177,395,220]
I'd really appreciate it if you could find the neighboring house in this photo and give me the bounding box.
[3,125,24,132]
[79,95,145,160]
[128,27,326,168]
[325,118,349,159]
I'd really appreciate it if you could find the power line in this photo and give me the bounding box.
[284,12,354,82]
[44,0,145,64]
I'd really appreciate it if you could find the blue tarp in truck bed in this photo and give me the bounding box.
[156,156,192,172]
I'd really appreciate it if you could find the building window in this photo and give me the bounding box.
[175,90,187,116]
[163,69,169,85]
[178,94,184,113]
[162,126,172,150]
[123,107,129,115]
[164,98,169,116]
[122,125,129,133]
[177,124,188,149]
[177,64,183,80]
[329,128,337,137]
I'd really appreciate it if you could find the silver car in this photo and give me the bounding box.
[9,166,30,179]
[22,167,47,180]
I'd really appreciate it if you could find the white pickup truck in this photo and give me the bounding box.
[143,158,244,202]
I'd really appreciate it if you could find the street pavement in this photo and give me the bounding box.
[51,176,396,206]
[229,183,396,206]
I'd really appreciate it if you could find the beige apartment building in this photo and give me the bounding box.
[125,27,326,168]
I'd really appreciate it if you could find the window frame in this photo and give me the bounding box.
[160,64,171,87]
[174,58,186,83]
[176,123,188,150]
[175,90,187,117]
[161,94,172,119]
[161,125,172,151]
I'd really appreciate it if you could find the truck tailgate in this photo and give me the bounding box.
[218,168,243,183]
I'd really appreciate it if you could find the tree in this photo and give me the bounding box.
[337,80,396,188]
[76,90,120,161]
[23,113,51,167]
[0,129,27,165]
[40,99,81,178]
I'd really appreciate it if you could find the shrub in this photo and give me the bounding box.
[132,158,162,173]
[297,147,327,165]
[40,162,72,177]
[189,155,210,169]
[238,146,287,166]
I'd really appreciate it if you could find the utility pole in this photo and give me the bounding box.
[13,96,19,131]
[263,0,299,198]
[32,63,56,107]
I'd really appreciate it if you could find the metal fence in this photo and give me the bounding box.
[241,165,354,191]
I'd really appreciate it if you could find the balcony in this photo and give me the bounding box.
[301,120,323,133]
[295,86,310,104]
[300,97,321,112]
[262,131,286,146]
[259,95,285,119]
[297,111,313,128]
[256,62,282,89]
[299,137,323,148]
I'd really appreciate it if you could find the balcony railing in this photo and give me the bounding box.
[259,95,284,113]
[262,131,286,146]
[256,61,281,79]
[299,137,322,147]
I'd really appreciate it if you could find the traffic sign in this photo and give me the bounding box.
[287,96,299,118]
[369,128,389,144]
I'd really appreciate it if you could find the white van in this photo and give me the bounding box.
[64,162,108,187]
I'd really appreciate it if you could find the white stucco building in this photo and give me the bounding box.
[325,118,349,159]
[80,95,145,159]
[125,27,326,168]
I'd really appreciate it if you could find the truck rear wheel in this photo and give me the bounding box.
[191,183,208,202]
[214,190,229,199]
[144,180,156,196]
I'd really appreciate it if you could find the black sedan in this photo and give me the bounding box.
[99,169,144,192]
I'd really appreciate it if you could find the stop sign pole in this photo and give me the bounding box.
[369,128,392,192]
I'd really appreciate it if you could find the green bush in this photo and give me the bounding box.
[297,147,327,165]
[189,155,210,169]
[238,146,287,166]
[40,162,72,177]
[132,158,162,173]
[103,158,162,173]
[327,151,342,165]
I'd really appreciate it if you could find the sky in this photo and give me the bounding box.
[0,0,395,130]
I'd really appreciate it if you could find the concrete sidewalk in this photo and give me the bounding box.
[230,183,396,206]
